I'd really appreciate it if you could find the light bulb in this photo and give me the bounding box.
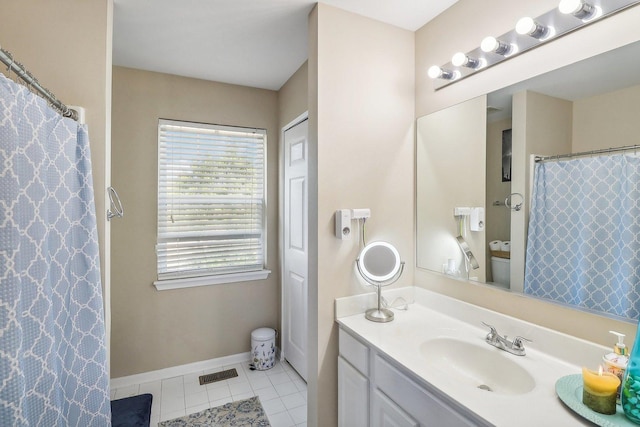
[516,17,548,39]
[427,65,456,80]
[559,0,582,14]
[427,65,444,79]
[480,37,498,53]
[451,52,466,67]
[451,52,481,69]
[515,17,535,35]
[559,0,596,19]
[481,36,512,55]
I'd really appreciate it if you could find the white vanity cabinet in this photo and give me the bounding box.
[336,288,605,426]
[338,326,370,426]
[338,327,489,427]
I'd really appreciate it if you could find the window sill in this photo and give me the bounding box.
[153,270,271,291]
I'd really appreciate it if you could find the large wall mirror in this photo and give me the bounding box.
[417,40,640,321]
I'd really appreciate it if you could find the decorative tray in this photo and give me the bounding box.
[556,374,636,426]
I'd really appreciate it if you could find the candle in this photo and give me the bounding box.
[582,366,621,414]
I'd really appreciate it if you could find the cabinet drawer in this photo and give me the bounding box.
[339,328,369,375]
[374,355,488,427]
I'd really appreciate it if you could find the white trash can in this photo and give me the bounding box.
[251,328,276,370]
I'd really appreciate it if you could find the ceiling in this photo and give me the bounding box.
[112,0,458,91]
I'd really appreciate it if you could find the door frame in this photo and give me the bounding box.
[279,111,309,368]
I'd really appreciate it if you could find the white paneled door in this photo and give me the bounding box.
[282,116,308,381]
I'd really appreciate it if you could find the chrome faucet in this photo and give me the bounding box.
[482,322,531,356]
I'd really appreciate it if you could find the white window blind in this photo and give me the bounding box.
[157,119,267,282]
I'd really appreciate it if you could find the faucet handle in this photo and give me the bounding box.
[481,322,498,340]
[512,336,532,349]
[481,321,496,332]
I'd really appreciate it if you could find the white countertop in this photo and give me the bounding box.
[336,287,612,426]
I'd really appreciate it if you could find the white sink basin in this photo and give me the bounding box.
[419,337,536,395]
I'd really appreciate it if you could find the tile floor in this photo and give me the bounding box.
[110,359,307,427]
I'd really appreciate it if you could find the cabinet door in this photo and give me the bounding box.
[371,389,419,427]
[338,356,368,427]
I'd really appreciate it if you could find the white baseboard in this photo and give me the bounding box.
[110,351,252,389]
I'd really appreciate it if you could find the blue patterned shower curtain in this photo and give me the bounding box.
[0,74,111,425]
[525,155,640,320]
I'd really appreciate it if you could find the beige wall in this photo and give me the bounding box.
[0,0,113,356]
[311,4,415,426]
[415,1,640,349]
[573,84,640,152]
[111,67,280,377]
[278,61,309,130]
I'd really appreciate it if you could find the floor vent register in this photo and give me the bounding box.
[198,368,238,385]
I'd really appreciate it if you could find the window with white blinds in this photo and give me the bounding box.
[156,119,267,284]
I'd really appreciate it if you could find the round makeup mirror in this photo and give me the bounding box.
[358,242,402,282]
[356,241,404,322]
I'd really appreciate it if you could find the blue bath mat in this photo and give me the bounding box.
[111,393,153,427]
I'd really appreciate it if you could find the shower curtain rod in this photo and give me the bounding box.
[0,46,78,121]
[535,144,640,163]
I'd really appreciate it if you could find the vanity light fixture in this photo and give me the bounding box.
[427,65,457,80]
[515,17,551,39]
[480,37,513,56]
[451,52,482,69]
[559,0,597,19]
[429,0,640,89]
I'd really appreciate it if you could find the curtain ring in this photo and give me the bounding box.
[6,53,14,76]
[24,71,33,91]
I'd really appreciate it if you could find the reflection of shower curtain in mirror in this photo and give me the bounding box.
[525,154,640,320]
[0,74,111,425]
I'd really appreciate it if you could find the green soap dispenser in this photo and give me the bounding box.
[622,326,640,423]
[604,331,628,402]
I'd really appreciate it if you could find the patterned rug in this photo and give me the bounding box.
[158,396,270,426]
